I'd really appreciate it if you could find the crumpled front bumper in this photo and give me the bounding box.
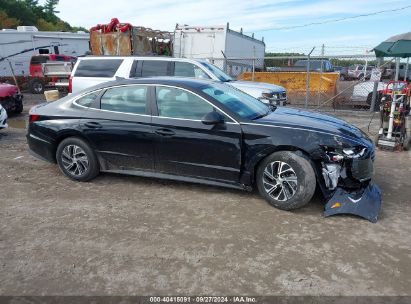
[324,183,382,223]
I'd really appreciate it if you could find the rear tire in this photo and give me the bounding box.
[256,151,316,211]
[14,100,23,114]
[403,136,411,151]
[374,134,381,147]
[56,137,99,181]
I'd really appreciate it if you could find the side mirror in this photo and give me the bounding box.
[201,111,225,125]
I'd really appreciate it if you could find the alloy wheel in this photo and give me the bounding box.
[262,161,298,201]
[61,144,89,176]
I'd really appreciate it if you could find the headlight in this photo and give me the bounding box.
[343,147,366,158]
[260,92,274,99]
[322,146,366,162]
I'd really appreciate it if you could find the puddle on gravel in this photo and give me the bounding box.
[7,119,27,129]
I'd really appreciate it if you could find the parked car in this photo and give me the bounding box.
[351,81,386,103]
[29,54,77,94]
[27,77,379,220]
[347,64,374,80]
[69,56,287,106]
[334,66,349,81]
[0,104,8,129]
[0,82,23,114]
[274,59,335,73]
[381,63,411,81]
[293,59,335,72]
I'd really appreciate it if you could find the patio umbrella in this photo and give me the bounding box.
[373,31,411,58]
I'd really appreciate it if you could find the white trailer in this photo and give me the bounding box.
[0,26,89,77]
[173,23,265,76]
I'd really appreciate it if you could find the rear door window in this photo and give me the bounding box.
[100,85,148,115]
[141,61,170,77]
[75,90,101,107]
[30,56,48,65]
[74,59,123,77]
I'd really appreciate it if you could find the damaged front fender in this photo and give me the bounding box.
[323,183,382,223]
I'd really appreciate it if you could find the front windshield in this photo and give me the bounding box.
[201,84,269,120]
[200,62,233,82]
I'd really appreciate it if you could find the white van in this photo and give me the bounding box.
[69,57,287,105]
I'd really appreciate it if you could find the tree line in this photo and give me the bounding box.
[0,0,88,32]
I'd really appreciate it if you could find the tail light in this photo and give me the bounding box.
[68,75,73,93]
[29,114,40,123]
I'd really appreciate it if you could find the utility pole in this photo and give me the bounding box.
[305,46,315,109]
[317,44,325,106]
[252,46,256,81]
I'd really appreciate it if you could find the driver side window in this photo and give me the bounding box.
[156,86,214,120]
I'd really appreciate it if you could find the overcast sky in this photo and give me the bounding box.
[52,0,411,55]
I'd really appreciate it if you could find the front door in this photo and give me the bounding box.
[152,85,242,182]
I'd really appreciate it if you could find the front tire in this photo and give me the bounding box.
[56,137,99,181]
[256,151,316,210]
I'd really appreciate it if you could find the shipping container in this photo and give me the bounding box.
[173,23,265,75]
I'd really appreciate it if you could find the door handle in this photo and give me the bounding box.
[84,122,102,129]
[155,128,175,136]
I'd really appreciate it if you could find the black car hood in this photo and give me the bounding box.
[254,107,369,143]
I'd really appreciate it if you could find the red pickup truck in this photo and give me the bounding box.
[29,54,76,94]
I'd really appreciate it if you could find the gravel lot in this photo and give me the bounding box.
[0,94,410,296]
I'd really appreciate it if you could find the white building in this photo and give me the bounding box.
[0,26,89,77]
[174,23,265,76]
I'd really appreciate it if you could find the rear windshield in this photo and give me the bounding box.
[30,56,48,65]
[74,59,123,77]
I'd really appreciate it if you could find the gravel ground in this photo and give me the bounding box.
[0,94,410,296]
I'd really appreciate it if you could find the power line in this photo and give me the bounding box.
[253,5,411,32]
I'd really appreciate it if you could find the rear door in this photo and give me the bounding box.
[130,60,172,78]
[79,84,155,171]
[71,58,124,93]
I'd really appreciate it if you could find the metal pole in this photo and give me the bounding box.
[404,57,409,81]
[221,51,227,73]
[305,47,315,109]
[370,57,382,112]
[252,46,256,81]
[6,59,20,93]
[317,44,325,106]
[395,57,400,81]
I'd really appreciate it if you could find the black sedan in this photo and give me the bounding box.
[27,77,381,221]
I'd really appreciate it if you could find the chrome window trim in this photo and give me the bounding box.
[152,115,238,125]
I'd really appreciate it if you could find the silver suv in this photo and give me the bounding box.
[70,57,287,105]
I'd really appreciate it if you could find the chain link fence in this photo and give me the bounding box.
[206,55,404,111]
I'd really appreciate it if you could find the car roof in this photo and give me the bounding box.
[78,55,209,64]
[77,76,221,94]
